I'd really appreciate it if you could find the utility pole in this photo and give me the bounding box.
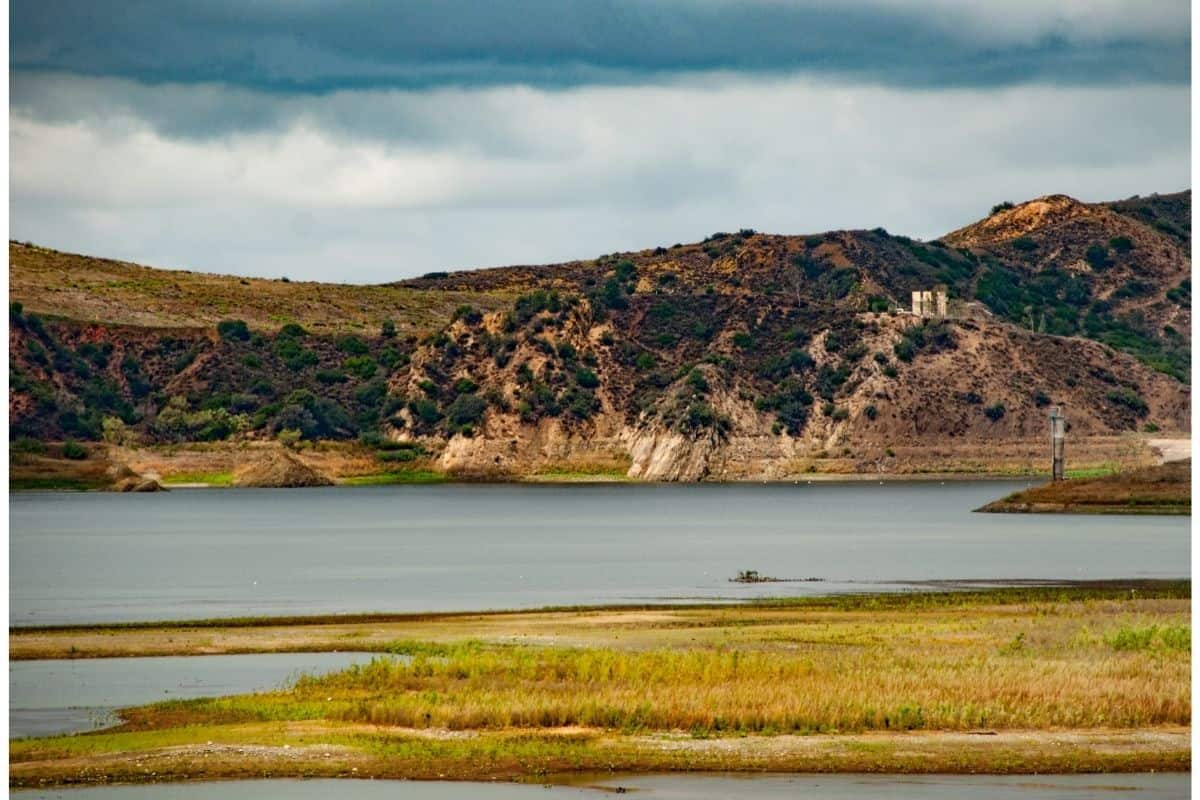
[1049,406,1065,480]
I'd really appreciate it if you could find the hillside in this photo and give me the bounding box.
[9,191,1191,481]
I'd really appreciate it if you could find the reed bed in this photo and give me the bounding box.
[139,614,1190,735]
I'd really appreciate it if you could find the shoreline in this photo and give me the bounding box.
[10,727,1191,788]
[11,470,1057,492]
[14,435,1182,492]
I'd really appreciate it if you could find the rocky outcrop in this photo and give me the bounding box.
[106,463,166,492]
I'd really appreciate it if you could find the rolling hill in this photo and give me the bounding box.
[9,191,1190,480]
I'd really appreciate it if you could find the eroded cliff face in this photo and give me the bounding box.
[392,309,1188,482]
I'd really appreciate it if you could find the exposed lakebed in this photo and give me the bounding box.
[11,482,1189,626]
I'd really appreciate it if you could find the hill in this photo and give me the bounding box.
[9,191,1191,481]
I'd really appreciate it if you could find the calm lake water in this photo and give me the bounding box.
[9,652,378,738]
[8,774,1191,798]
[10,482,1190,626]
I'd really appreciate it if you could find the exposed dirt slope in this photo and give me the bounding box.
[232,451,333,488]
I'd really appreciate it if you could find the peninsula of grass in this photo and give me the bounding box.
[979,460,1190,514]
[9,582,1191,786]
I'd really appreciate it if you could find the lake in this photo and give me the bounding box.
[10,482,1189,626]
[9,652,378,738]
[8,773,1190,798]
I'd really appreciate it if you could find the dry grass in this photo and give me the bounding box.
[981,459,1190,514]
[10,242,514,335]
[124,608,1190,735]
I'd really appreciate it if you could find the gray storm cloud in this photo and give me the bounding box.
[11,1,1190,91]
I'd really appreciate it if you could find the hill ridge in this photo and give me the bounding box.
[9,190,1191,481]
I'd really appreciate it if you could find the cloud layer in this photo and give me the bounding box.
[12,1,1190,91]
[8,2,1191,281]
[12,73,1188,282]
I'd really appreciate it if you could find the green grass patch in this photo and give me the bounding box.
[1106,623,1191,652]
[1064,464,1120,479]
[160,470,235,486]
[341,470,447,486]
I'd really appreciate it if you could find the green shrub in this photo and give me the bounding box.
[864,404,878,420]
[279,322,308,338]
[381,319,397,338]
[316,369,349,384]
[635,352,656,371]
[12,437,46,454]
[1011,237,1037,252]
[1108,235,1134,254]
[453,377,479,395]
[984,403,1006,421]
[61,440,87,460]
[990,201,1014,215]
[409,399,442,425]
[343,356,376,380]
[1085,243,1112,270]
[1106,625,1159,652]
[337,335,369,355]
[1106,388,1148,416]
[25,339,48,365]
[452,306,483,325]
[217,319,251,341]
[575,368,600,389]
[378,449,419,463]
[379,347,407,369]
[445,393,487,432]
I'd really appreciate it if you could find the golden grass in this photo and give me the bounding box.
[129,622,1189,735]
[9,587,1191,785]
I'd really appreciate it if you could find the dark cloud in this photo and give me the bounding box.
[11,0,1190,92]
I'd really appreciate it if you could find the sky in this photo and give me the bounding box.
[9,1,1192,283]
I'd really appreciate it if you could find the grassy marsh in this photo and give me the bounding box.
[8,583,1191,785]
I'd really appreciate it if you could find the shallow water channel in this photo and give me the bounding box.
[9,773,1191,798]
[9,652,379,738]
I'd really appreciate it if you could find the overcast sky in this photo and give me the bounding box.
[10,1,1191,282]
